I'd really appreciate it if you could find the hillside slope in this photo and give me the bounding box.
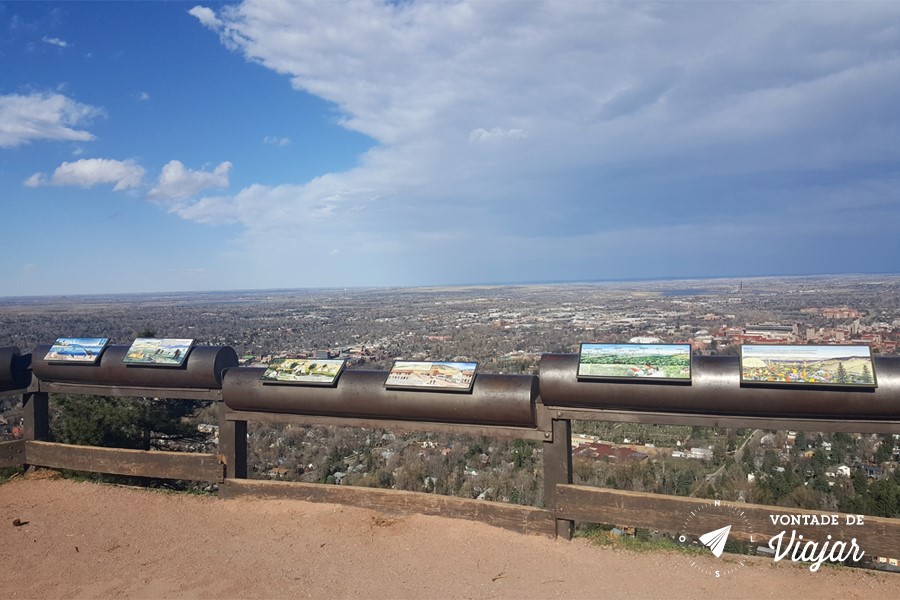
[1,475,898,599]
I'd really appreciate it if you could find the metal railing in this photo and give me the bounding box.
[2,345,898,554]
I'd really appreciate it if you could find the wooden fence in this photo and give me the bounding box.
[2,349,899,561]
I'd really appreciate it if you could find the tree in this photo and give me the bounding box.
[852,468,868,496]
[783,485,822,510]
[712,442,726,463]
[810,448,830,471]
[51,394,206,451]
[865,480,900,518]
[762,449,779,473]
[836,361,848,384]
[875,437,893,464]
[860,364,873,384]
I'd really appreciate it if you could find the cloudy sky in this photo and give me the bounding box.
[2,0,899,296]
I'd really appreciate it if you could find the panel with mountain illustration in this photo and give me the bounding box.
[740,344,876,387]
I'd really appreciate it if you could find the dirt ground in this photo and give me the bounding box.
[1,474,899,599]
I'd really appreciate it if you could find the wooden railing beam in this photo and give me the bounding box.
[219,404,248,479]
[24,440,224,482]
[22,391,49,442]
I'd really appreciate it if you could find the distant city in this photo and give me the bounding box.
[2,273,899,369]
[2,273,899,564]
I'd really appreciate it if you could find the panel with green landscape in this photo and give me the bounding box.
[577,343,692,381]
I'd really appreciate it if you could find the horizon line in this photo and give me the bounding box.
[2,270,899,302]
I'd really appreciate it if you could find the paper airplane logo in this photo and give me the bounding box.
[699,525,731,558]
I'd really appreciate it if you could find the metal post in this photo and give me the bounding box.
[543,417,574,539]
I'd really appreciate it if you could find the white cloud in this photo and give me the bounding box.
[42,36,69,48]
[138,91,150,101]
[22,173,45,188]
[168,196,240,225]
[0,92,102,147]
[188,5,223,30]
[26,158,145,191]
[178,1,900,284]
[468,128,527,144]
[263,135,290,146]
[149,160,232,200]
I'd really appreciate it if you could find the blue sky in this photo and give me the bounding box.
[2,1,899,296]
[742,344,872,361]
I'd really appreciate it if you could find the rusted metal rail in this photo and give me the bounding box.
[2,345,899,546]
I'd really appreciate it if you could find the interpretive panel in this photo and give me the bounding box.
[385,361,477,392]
[577,343,692,381]
[122,338,194,367]
[541,352,899,421]
[34,344,236,388]
[44,337,109,364]
[260,358,345,386]
[740,344,877,388]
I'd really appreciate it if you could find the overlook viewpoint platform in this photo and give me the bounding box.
[3,343,900,597]
[2,475,900,599]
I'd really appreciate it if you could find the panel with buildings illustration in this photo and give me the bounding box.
[260,357,345,385]
[385,361,477,391]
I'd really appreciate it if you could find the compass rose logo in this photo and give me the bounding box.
[679,501,754,577]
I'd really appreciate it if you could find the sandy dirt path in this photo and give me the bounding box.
[1,475,899,599]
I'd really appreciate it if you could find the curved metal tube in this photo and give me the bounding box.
[223,367,538,427]
[0,346,30,391]
[539,353,900,420]
[32,344,238,389]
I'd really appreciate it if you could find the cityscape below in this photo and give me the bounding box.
[2,272,899,569]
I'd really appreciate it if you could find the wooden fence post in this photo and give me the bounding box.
[219,404,247,479]
[22,391,49,441]
[543,418,574,539]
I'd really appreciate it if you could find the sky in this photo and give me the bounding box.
[1,0,899,296]
[742,344,872,361]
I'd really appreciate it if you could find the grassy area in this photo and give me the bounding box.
[0,466,24,484]
[575,524,705,555]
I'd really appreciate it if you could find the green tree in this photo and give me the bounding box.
[836,362,848,384]
[810,475,832,494]
[712,442,727,463]
[865,480,900,518]
[762,449,779,473]
[674,470,695,496]
[51,394,206,450]
[852,468,868,495]
[741,444,756,471]
[809,449,829,471]
[860,364,873,384]
[875,438,893,464]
